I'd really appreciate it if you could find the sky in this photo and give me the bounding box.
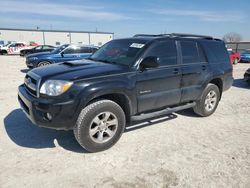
[0,0,250,40]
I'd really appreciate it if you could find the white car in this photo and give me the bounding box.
[0,42,31,55]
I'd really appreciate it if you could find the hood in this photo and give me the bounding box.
[27,51,52,58]
[30,59,130,81]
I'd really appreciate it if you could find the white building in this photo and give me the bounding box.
[0,28,114,47]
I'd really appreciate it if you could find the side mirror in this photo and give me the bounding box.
[140,56,159,70]
[60,51,64,57]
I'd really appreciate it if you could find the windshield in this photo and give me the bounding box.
[3,43,11,47]
[51,44,69,54]
[90,39,147,66]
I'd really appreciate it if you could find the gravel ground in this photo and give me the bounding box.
[0,56,250,188]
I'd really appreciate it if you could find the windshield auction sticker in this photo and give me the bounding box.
[130,43,145,48]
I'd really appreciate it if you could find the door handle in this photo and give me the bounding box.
[202,65,207,70]
[173,68,179,74]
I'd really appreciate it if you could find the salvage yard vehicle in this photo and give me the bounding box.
[20,45,56,57]
[0,42,30,55]
[240,50,250,63]
[25,44,98,68]
[227,49,240,64]
[244,68,250,85]
[18,33,233,152]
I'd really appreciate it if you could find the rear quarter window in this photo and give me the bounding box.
[201,41,230,63]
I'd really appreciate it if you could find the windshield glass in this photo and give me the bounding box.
[90,39,147,66]
[51,44,69,54]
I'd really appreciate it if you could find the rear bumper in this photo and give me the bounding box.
[223,76,234,92]
[18,84,79,130]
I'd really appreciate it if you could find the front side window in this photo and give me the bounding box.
[144,41,177,66]
[35,46,42,50]
[63,46,81,54]
[51,44,69,54]
[90,39,147,66]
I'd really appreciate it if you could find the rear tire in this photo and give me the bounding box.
[233,58,239,64]
[1,50,7,55]
[74,100,126,152]
[193,83,220,117]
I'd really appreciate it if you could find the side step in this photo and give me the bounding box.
[131,102,196,121]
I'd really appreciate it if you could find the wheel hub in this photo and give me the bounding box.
[205,90,217,112]
[89,112,118,143]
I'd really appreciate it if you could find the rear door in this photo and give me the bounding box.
[136,40,182,113]
[178,40,209,102]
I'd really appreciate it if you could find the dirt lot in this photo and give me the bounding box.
[0,55,249,188]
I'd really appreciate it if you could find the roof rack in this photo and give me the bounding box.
[170,33,213,39]
[133,34,168,37]
[134,33,214,40]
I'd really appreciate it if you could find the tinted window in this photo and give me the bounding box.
[202,41,229,62]
[43,45,53,50]
[90,39,147,66]
[80,47,92,53]
[35,46,42,50]
[181,41,199,64]
[63,47,80,54]
[198,44,207,62]
[145,41,177,66]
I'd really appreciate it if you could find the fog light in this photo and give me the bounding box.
[46,113,52,120]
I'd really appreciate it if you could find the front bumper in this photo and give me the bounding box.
[25,59,37,68]
[18,84,79,130]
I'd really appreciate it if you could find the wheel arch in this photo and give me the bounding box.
[209,78,223,99]
[84,92,133,124]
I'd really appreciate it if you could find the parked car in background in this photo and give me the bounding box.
[244,68,250,85]
[0,40,4,48]
[25,44,99,68]
[0,42,30,55]
[227,49,240,64]
[20,45,56,57]
[240,50,250,63]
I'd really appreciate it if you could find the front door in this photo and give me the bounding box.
[136,40,182,113]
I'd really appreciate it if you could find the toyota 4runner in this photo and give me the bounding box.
[18,33,233,152]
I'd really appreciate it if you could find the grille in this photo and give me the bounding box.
[24,73,39,97]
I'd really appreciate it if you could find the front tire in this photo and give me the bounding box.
[193,83,220,117]
[74,100,126,152]
[37,61,51,67]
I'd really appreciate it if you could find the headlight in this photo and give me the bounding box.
[29,57,38,60]
[40,80,73,96]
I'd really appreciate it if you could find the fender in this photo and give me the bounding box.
[75,74,137,118]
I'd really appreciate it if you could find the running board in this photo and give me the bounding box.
[131,102,196,121]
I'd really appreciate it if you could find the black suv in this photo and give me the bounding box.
[18,33,233,152]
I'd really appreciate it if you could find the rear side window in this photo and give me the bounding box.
[180,41,199,64]
[80,47,97,53]
[180,41,207,63]
[201,41,229,62]
[145,41,177,66]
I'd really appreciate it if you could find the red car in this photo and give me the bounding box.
[228,49,240,64]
